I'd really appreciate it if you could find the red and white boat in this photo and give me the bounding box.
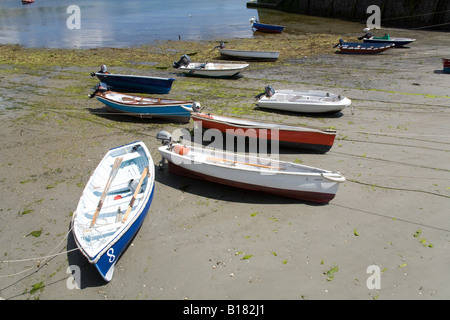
[191,111,337,153]
[156,132,345,204]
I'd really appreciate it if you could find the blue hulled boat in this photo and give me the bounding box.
[91,65,175,94]
[249,17,284,33]
[91,84,193,123]
[72,141,155,282]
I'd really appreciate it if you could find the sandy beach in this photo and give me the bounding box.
[0,29,449,301]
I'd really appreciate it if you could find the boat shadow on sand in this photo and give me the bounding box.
[254,105,346,118]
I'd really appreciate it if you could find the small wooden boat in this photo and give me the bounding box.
[156,133,345,203]
[91,83,193,123]
[22,0,34,4]
[334,39,394,54]
[91,65,175,94]
[214,42,279,62]
[443,58,450,74]
[191,111,337,153]
[72,141,155,281]
[363,34,415,47]
[173,55,249,78]
[249,17,284,33]
[255,86,351,114]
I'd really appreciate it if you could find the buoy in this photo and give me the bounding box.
[173,145,189,155]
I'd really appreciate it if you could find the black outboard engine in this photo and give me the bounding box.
[255,85,275,99]
[89,82,108,98]
[333,39,345,48]
[173,55,191,68]
[213,41,226,50]
[91,64,109,77]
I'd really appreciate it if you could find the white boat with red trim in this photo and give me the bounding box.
[156,132,345,203]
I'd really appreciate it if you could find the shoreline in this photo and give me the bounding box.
[0,32,449,300]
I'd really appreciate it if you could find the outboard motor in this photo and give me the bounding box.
[156,131,172,146]
[255,85,275,99]
[91,64,109,77]
[213,41,226,50]
[333,39,345,48]
[89,82,108,98]
[191,102,204,113]
[173,55,191,68]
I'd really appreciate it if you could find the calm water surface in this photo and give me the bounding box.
[0,0,440,49]
[0,0,255,48]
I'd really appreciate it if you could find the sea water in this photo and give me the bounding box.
[0,0,255,48]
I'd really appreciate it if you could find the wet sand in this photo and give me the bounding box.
[0,29,449,300]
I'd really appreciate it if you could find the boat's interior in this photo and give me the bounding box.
[73,146,152,255]
[105,92,185,105]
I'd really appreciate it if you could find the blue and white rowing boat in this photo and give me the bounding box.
[91,65,175,94]
[72,141,155,282]
[92,85,193,123]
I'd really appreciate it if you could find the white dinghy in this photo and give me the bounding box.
[156,132,345,203]
[173,55,249,78]
[256,86,351,113]
[72,141,155,282]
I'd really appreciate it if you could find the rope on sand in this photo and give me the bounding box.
[0,225,79,278]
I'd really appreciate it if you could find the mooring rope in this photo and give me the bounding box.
[0,224,79,278]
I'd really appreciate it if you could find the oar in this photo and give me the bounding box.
[90,157,123,227]
[206,156,281,170]
[122,166,149,224]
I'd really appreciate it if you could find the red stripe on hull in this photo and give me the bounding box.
[339,47,390,54]
[193,116,335,153]
[167,162,336,203]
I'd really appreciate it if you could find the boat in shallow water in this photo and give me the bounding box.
[249,17,285,33]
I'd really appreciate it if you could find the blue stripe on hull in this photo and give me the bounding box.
[97,97,192,118]
[96,74,175,94]
[94,186,155,282]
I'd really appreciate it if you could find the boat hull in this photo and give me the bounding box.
[364,37,415,47]
[252,22,284,33]
[72,141,155,281]
[337,42,394,54]
[96,93,193,123]
[257,90,351,113]
[94,73,175,94]
[218,48,279,61]
[94,186,154,281]
[167,162,335,203]
[176,63,249,78]
[192,113,336,153]
[158,145,344,203]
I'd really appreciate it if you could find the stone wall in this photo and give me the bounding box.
[247,0,450,30]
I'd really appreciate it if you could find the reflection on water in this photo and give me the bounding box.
[0,1,446,48]
[0,0,255,48]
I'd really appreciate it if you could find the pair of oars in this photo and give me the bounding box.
[91,158,150,227]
